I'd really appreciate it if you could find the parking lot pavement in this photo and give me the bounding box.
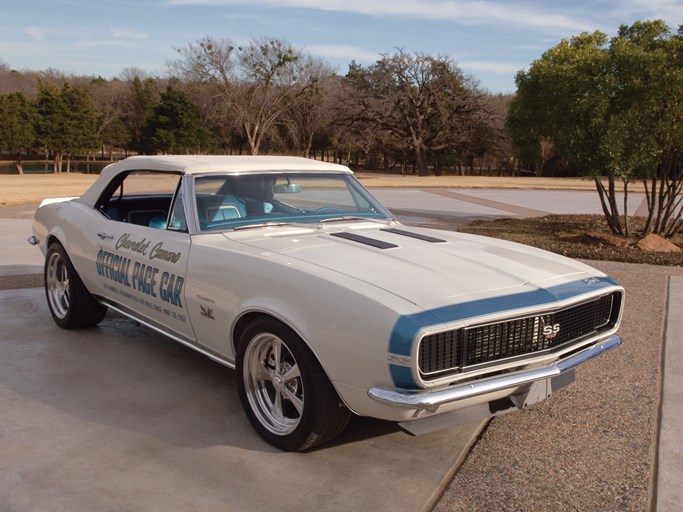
[0,218,43,277]
[457,189,647,216]
[0,288,483,512]
[372,188,649,225]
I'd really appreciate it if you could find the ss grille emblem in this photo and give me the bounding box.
[540,317,561,340]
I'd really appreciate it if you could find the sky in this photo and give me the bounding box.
[1,0,681,93]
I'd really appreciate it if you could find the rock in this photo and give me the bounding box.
[636,233,681,253]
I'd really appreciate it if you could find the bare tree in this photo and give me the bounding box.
[342,50,483,175]
[119,67,151,82]
[86,77,130,158]
[0,63,40,96]
[280,59,336,158]
[171,36,326,155]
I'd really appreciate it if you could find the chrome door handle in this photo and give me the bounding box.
[97,232,114,240]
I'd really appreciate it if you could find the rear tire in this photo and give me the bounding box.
[44,243,107,329]
[236,318,351,451]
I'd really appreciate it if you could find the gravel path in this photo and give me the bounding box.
[435,260,683,512]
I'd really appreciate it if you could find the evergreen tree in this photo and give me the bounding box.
[0,92,36,174]
[142,85,208,154]
[35,80,100,172]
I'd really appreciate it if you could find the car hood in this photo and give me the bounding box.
[225,224,602,310]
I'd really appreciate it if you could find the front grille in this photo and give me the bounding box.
[418,292,620,380]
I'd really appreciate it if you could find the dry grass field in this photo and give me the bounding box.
[0,173,100,206]
[0,169,630,207]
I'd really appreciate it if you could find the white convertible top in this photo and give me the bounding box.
[79,155,353,206]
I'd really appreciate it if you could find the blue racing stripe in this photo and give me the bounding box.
[389,365,416,389]
[388,276,618,389]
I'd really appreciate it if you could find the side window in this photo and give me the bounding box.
[96,171,182,229]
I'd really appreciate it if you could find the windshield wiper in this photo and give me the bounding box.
[319,216,392,225]
[232,222,295,231]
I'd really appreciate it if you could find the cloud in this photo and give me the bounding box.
[24,26,48,42]
[76,39,143,48]
[167,0,596,33]
[305,44,380,63]
[21,25,149,52]
[110,28,150,40]
[616,0,683,22]
[459,60,524,74]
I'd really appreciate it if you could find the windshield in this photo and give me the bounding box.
[193,172,392,231]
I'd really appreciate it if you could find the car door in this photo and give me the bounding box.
[94,171,195,343]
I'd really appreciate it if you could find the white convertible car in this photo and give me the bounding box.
[30,155,624,451]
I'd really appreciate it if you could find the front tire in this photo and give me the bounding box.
[236,318,351,451]
[44,243,107,329]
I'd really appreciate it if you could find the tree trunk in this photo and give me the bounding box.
[14,155,24,175]
[53,152,63,173]
[416,148,428,176]
[244,123,261,155]
[643,177,656,234]
[622,181,629,238]
[594,176,623,235]
[303,133,313,159]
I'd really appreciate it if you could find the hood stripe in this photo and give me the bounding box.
[330,231,398,249]
[381,227,446,243]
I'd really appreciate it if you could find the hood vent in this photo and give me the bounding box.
[330,232,398,249]
[381,227,446,243]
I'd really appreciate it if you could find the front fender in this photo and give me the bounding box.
[185,239,417,395]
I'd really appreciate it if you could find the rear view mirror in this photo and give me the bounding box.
[272,183,302,194]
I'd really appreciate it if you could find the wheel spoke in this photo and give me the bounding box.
[282,388,304,415]
[282,363,300,382]
[272,338,282,370]
[255,360,271,382]
[272,390,284,419]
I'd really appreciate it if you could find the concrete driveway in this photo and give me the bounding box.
[1,288,482,512]
[1,196,487,512]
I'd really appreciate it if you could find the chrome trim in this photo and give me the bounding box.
[101,300,236,370]
[416,290,620,379]
[369,334,622,409]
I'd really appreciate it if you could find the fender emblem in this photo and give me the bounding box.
[200,305,215,320]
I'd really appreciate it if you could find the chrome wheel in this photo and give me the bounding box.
[237,318,351,451]
[44,243,107,329]
[46,251,70,320]
[242,333,304,435]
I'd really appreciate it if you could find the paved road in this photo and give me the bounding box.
[0,189,679,511]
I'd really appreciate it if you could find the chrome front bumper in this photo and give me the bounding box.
[368,334,622,409]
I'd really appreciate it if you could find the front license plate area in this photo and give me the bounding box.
[511,369,576,409]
